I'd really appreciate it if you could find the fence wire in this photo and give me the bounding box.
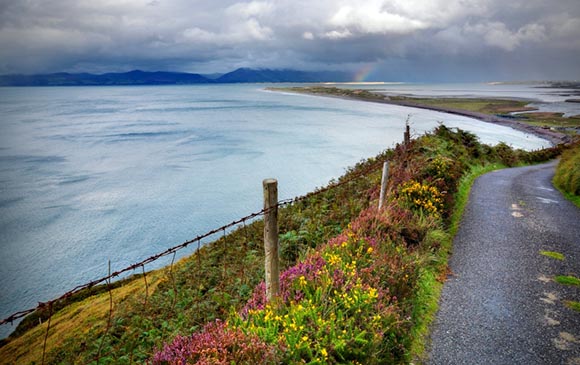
[0,158,384,329]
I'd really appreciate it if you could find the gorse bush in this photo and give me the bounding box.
[399,180,445,218]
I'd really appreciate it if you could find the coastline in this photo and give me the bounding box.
[379,99,569,146]
[268,87,570,146]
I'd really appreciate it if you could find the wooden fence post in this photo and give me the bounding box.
[404,124,411,146]
[404,115,411,146]
[263,179,280,301]
[378,161,389,210]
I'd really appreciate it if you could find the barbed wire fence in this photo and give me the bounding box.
[0,156,388,364]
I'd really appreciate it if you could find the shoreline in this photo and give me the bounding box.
[269,87,570,146]
[379,98,568,146]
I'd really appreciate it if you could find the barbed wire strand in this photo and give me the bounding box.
[0,158,384,327]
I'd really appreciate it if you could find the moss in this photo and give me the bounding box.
[554,275,580,286]
[564,300,580,313]
[540,250,565,260]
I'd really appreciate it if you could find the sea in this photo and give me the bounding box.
[0,82,566,338]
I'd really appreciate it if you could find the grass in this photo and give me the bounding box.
[553,140,580,205]
[0,272,162,364]
[390,97,533,114]
[554,275,580,287]
[267,86,387,102]
[516,112,580,130]
[539,250,566,261]
[564,300,580,313]
[408,266,443,361]
[555,186,580,208]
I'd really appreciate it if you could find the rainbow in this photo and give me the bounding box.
[353,64,376,82]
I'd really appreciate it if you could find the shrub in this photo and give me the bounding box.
[235,225,409,364]
[152,320,280,365]
[491,142,518,166]
[399,180,445,218]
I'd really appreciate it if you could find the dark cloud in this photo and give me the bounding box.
[0,0,579,80]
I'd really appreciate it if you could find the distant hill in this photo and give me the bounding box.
[216,68,352,83]
[0,70,212,86]
[0,68,354,86]
[200,73,225,80]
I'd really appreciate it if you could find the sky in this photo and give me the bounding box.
[0,0,579,81]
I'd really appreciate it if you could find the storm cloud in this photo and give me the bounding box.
[0,0,579,81]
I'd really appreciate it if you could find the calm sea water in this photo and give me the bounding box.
[0,84,549,338]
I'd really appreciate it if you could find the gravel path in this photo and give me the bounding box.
[427,161,580,365]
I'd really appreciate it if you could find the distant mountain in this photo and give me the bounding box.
[0,70,213,86]
[200,73,225,80]
[0,68,354,86]
[216,68,352,83]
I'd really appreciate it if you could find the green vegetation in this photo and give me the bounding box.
[514,112,580,130]
[556,188,580,209]
[390,96,533,114]
[268,86,388,102]
[553,140,580,207]
[565,300,580,313]
[0,126,562,364]
[554,275,580,287]
[540,250,566,261]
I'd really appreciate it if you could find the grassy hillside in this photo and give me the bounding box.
[553,139,580,207]
[0,126,562,364]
